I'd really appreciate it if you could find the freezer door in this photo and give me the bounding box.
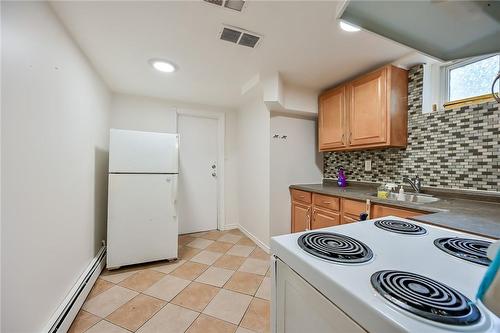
[107,174,178,268]
[109,129,179,173]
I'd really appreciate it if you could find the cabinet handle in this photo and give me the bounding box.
[365,199,371,220]
[299,195,305,198]
[323,201,332,204]
[349,132,352,144]
[341,133,345,144]
[305,207,311,231]
[310,209,316,230]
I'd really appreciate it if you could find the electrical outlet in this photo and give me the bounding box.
[365,159,372,171]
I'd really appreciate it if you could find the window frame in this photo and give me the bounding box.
[441,53,499,110]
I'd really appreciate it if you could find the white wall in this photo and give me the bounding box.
[1,2,111,332]
[270,114,323,237]
[224,110,239,227]
[262,72,318,116]
[282,83,318,115]
[237,97,271,248]
[110,93,177,133]
[110,93,239,229]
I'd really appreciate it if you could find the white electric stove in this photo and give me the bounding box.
[270,216,499,333]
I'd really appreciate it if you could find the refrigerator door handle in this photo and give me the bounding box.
[171,176,178,219]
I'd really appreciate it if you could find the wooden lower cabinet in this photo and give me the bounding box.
[291,190,362,232]
[371,204,425,219]
[311,208,340,230]
[290,190,426,233]
[292,201,311,233]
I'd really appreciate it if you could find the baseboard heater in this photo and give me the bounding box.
[44,246,106,333]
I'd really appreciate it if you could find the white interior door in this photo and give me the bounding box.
[178,115,218,234]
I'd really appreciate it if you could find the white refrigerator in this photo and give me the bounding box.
[107,129,179,269]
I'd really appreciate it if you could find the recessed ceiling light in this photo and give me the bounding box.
[149,59,177,73]
[339,21,361,32]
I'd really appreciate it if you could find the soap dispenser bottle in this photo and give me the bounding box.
[397,185,405,201]
[337,166,347,188]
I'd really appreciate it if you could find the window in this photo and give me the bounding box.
[444,54,499,108]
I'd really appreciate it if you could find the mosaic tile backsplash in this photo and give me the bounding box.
[324,65,500,192]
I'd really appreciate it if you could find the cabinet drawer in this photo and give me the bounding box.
[342,199,366,216]
[291,189,312,204]
[313,193,340,211]
[312,208,340,229]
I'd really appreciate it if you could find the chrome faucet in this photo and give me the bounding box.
[403,175,422,193]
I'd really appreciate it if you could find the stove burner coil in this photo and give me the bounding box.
[374,219,427,235]
[371,270,481,326]
[434,237,492,266]
[297,232,373,263]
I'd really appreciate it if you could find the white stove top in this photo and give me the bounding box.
[270,216,499,333]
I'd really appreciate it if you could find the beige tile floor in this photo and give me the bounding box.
[69,229,271,333]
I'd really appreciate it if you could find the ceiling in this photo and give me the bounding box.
[50,1,412,108]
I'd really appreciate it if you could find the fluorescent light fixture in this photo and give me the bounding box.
[339,21,361,32]
[149,59,177,73]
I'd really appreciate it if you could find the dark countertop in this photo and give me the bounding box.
[290,182,500,239]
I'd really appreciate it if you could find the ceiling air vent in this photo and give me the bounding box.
[204,0,245,12]
[220,27,242,43]
[219,26,262,48]
[238,33,260,48]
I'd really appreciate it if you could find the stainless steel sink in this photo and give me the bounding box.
[370,192,440,204]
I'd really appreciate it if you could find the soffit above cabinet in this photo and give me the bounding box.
[339,0,500,61]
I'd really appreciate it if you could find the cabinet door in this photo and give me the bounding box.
[342,214,358,225]
[349,67,387,146]
[311,208,340,230]
[342,199,367,224]
[292,202,311,233]
[371,204,424,219]
[319,86,346,150]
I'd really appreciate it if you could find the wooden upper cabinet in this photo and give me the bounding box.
[318,65,408,152]
[318,86,347,150]
[349,68,387,146]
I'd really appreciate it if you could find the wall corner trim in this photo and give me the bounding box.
[237,224,271,254]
